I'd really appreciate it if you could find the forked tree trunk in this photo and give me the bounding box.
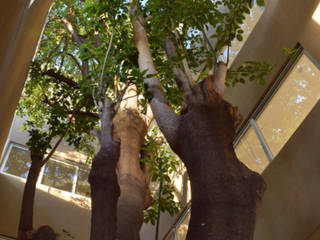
[161,78,266,240]
[130,2,266,238]
[17,154,56,240]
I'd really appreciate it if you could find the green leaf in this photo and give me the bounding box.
[257,0,265,6]
[236,34,243,41]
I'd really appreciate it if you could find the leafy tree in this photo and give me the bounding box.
[127,0,270,239]
[18,0,182,239]
[19,0,272,239]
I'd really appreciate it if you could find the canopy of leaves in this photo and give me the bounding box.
[20,0,269,224]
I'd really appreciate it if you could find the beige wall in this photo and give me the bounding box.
[0,173,91,240]
[0,0,52,157]
[0,172,175,240]
[225,0,320,120]
[254,101,320,240]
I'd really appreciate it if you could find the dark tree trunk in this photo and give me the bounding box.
[17,154,42,240]
[89,99,120,240]
[17,154,56,240]
[89,145,120,240]
[166,78,266,240]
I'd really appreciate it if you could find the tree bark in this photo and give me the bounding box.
[17,154,56,240]
[89,99,120,240]
[169,78,266,240]
[130,3,266,239]
[113,86,153,240]
[18,154,43,240]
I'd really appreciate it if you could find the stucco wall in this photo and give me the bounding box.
[224,0,320,121]
[254,101,320,240]
[0,173,91,240]
[0,0,52,157]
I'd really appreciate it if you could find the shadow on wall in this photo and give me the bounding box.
[254,101,320,240]
[0,173,91,240]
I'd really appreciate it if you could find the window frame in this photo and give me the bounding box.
[234,46,320,168]
[0,142,91,199]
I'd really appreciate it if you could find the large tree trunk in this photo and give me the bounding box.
[162,78,266,240]
[114,86,153,240]
[17,154,56,240]
[89,99,120,240]
[129,2,266,237]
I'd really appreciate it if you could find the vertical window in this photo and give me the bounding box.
[256,52,320,156]
[76,169,91,197]
[235,127,269,173]
[2,145,31,178]
[235,50,320,172]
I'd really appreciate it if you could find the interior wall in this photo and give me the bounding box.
[254,101,320,240]
[0,0,52,157]
[0,173,91,240]
[224,0,320,120]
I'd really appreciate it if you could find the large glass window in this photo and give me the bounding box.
[1,143,90,198]
[235,50,320,173]
[235,127,269,173]
[256,52,320,157]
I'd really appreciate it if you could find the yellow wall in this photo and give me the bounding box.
[0,0,52,157]
[254,101,320,240]
[225,0,320,120]
[0,173,91,240]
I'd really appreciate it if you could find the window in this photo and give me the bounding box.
[1,145,31,178]
[223,0,265,66]
[235,49,320,173]
[0,143,91,198]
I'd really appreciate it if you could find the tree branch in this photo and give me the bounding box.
[214,62,227,95]
[42,69,80,89]
[129,1,166,102]
[42,135,64,165]
[130,1,179,148]
[163,35,191,94]
[60,17,86,46]
[66,111,100,119]
[66,53,82,70]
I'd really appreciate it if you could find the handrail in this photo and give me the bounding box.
[162,202,191,240]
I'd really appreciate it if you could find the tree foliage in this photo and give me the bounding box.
[20,0,270,230]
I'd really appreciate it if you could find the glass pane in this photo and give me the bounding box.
[176,211,191,240]
[41,160,76,192]
[224,1,264,65]
[3,146,31,178]
[235,127,269,173]
[76,169,90,197]
[257,53,320,156]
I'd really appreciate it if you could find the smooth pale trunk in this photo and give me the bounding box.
[114,105,150,240]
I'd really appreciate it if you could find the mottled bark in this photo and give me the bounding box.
[89,99,120,240]
[17,154,56,240]
[113,86,153,240]
[170,77,266,240]
[130,3,266,238]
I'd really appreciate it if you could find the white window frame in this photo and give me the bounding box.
[0,142,91,199]
[233,46,320,165]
